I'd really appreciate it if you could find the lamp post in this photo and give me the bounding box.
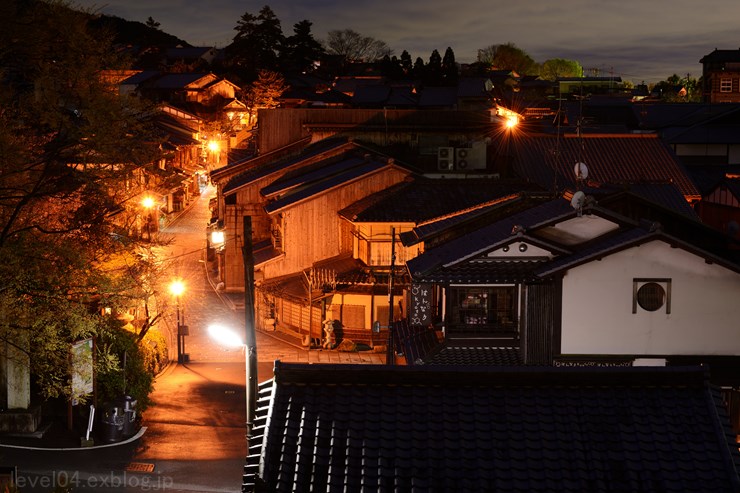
[170,280,186,363]
[142,196,155,241]
[207,139,221,168]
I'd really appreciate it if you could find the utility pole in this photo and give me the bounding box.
[242,216,258,438]
[386,226,395,365]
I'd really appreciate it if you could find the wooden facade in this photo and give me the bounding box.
[263,165,411,279]
[256,108,496,154]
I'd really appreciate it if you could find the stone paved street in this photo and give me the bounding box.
[156,183,385,372]
[127,184,384,492]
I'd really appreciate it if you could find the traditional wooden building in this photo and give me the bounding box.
[404,192,740,392]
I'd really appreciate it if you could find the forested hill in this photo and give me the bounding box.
[87,14,191,49]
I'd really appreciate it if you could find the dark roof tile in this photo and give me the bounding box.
[245,364,740,492]
[513,133,699,198]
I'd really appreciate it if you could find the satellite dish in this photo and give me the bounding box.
[571,191,585,209]
[574,161,588,180]
[571,191,586,216]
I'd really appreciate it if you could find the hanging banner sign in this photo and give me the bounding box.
[409,283,432,327]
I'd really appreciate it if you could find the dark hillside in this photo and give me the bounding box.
[88,15,190,48]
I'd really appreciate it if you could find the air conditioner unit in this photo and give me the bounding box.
[455,147,471,170]
[456,143,487,170]
[437,147,454,170]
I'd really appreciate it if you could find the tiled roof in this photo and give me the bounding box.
[418,86,458,107]
[263,158,407,214]
[700,48,740,63]
[457,77,493,98]
[255,254,406,302]
[664,124,740,145]
[148,73,211,89]
[423,346,522,365]
[243,364,740,492]
[534,226,654,278]
[632,104,740,130]
[406,198,575,277]
[339,177,530,224]
[399,193,548,247]
[220,138,351,194]
[261,155,368,197]
[687,165,740,195]
[120,70,160,86]
[252,239,281,266]
[620,183,699,219]
[512,133,700,199]
[409,193,740,283]
[415,258,546,283]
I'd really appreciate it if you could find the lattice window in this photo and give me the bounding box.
[633,278,671,314]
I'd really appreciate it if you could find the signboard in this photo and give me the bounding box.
[71,338,94,405]
[410,283,433,327]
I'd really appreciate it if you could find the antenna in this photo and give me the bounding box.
[551,85,563,196]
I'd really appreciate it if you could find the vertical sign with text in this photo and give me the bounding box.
[410,283,433,327]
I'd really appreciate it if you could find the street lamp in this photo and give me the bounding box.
[207,139,221,167]
[208,324,243,348]
[141,196,155,241]
[208,322,255,438]
[169,280,187,363]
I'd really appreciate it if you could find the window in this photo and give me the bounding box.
[721,78,733,93]
[633,278,671,314]
[448,285,518,333]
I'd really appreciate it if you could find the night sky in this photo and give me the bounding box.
[73,0,740,83]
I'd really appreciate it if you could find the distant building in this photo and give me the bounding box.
[700,49,740,103]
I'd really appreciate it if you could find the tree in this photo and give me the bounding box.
[540,58,584,80]
[280,20,325,74]
[477,42,537,75]
[380,54,404,79]
[441,47,458,84]
[145,16,160,30]
[0,0,164,403]
[651,73,701,102]
[244,70,287,124]
[413,57,426,78]
[424,49,442,84]
[400,50,413,76]
[323,29,391,62]
[228,5,285,81]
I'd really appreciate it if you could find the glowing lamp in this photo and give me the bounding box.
[169,280,185,297]
[211,230,225,245]
[208,324,244,348]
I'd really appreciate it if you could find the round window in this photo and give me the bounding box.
[637,282,665,311]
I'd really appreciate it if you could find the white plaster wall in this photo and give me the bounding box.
[561,240,740,356]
